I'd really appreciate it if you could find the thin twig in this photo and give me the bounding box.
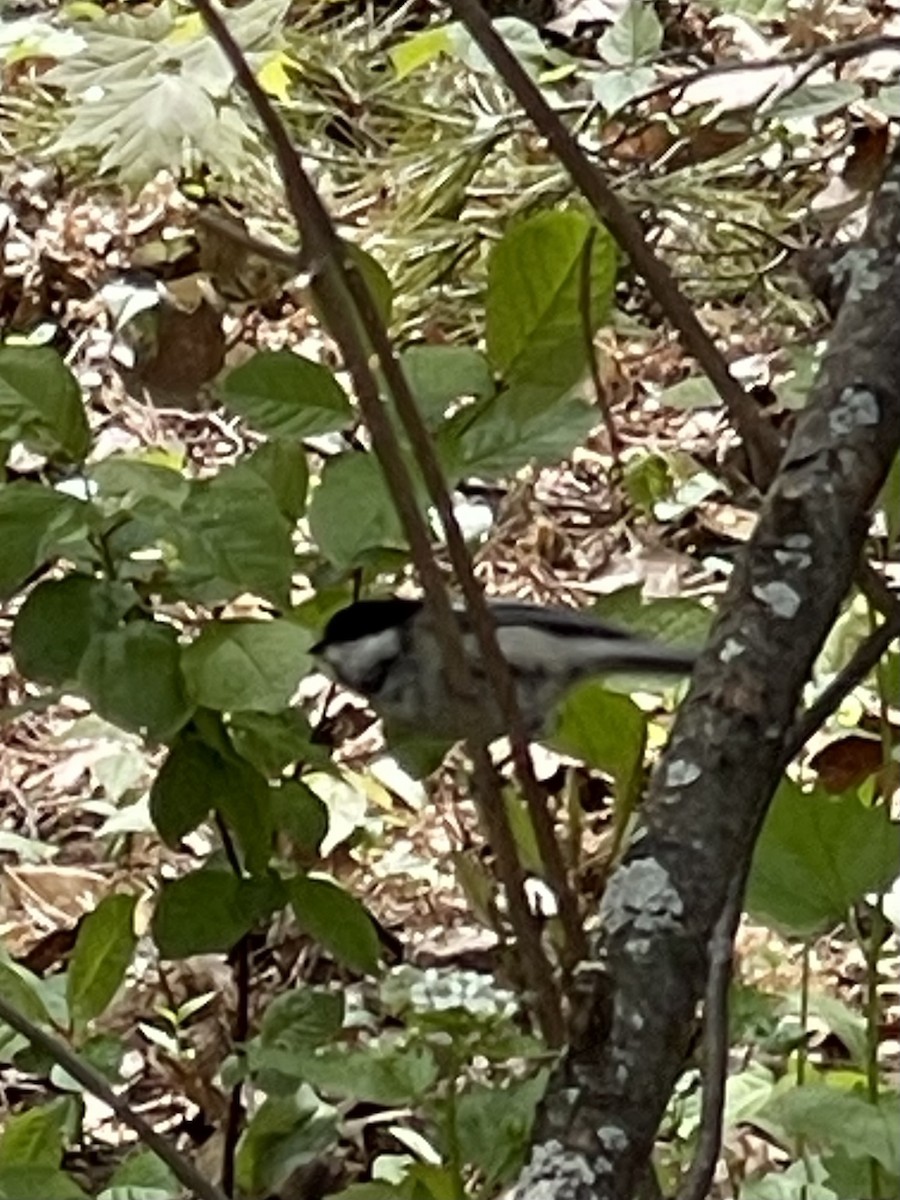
[445,0,782,488]
[0,992,228,1200]
[191,0,570,1040]
[785,589,900,763]
[579,226,622,466]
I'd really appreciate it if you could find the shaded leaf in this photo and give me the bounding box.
[68,893,137,1025]
[153,869,285,958]
[486,210,616,391]
[746,780,900,939]
[288,875,381,974]
[0,483,89,600]
[219,350,353,438]
[0,346,89,462]
[308,454,408,567]
[235,1087,338,1198]
[181,619,313,714]
[399,345,494,427]
[78,622,193,743]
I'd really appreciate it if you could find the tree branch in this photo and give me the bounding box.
[517,143,900,1200]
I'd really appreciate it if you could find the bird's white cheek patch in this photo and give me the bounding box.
[322,628,401,690]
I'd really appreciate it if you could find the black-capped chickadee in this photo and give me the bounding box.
[312,596,696,743]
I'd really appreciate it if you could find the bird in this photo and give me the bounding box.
[312,596,697,744]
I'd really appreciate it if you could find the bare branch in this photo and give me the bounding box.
[0,992,229,1200]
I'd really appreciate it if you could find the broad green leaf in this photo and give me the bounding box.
[171,469,294,606]
[181,620,313,714]
[597,1,663,66]
[591,587,713,647]
[0,959,52,1024]
[0,1098,72,1168]
[399,345,494,427]
[240,439,309,522]
[746,779,900,939]
[0,346,89,461]
[297,1041,438,1105]
[68,893,137,1025]
[553,683,647,813]
[657,375,722,410]
[591,65,657,115]
[150,737,272,872]
[308,453,408,567]
[12,576,134,686]
[438,385,596,479]
[0,1166,88,1199]
[486,211,616,391]
[455,1073,548,1187]
[227,710,319,776]
[153,869,285,958]
[78,622,193,743]
[104,1149,180,1196]
[768,82,864,123]
[448,17,547,76]
[235,1088,338,1198]
[288,875,381,974]
[259,989,345,1053]
[0,483,89,600]
[270,782,329,854]
[53,73,256,185]
[90,458,189,509]
[389,25,453,78]
[623,452,673,512]
[759,1084,900,1176]
[218,350,353,438]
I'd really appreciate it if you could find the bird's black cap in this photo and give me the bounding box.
[311,598,423,653]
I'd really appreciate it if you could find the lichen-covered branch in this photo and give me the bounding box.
[518,148,900,1200]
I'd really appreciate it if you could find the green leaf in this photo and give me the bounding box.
[235,1087,338,1199]
[298,1041,438,1105]
[153,869,285,958]
[486,211,616,391]
[240,439,309,522]
[288,875,381,974]
[438,384,596,479]
[12,576,134,686]
[455,1073,547,1187]
[270,782,329,854]
[552,682,647,813]
[591,586,713,647]
[344,242,393,328]
[0,1166,88,1199]
[399,345,494,427]
[389,24,453,78]
[768,82,864,122]
[597,0,663,66]
[746,780,900,939]
[90,458,189,509]
[0,959,53,1024]
[0,346,90,462]
[759,1084,900,1176]
[181,620,313,714]
[150,737,273,872]
[171,469,295,606]
[0,1097,73,1167]
[590,65,657,116]
[657,375,723,410]
[105,1149,180,1196]
[67,893,137,1025]
[218,350,353,438]
[623,452,673,512]
[227,710,318,776]
[0,483,89,600]
[308,453,408,567]
[259,989,345,1053]
[448,17,547,76]
[78,622,194,743]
